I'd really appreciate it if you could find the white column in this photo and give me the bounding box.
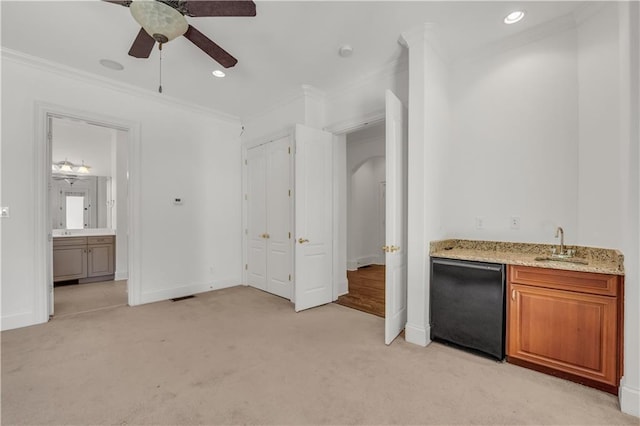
[400,24,450,346]
[619,0,640,417]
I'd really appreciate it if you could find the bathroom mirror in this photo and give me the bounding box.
[50,174,112,230]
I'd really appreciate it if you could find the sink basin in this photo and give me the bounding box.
[534,256,589,265]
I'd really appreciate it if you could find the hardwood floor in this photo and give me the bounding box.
[336,265,385,318]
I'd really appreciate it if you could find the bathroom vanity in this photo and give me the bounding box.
[53,234,115,283]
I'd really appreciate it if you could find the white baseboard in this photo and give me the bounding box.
[405,322,431,347]
[114,270,129,281]
[619,377,640,417]
[1,311,42,331]
[335,278,348,300]
[139,279,240,305]
[350,255,386,270]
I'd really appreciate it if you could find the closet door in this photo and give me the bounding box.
[265,137,292,299]
[246,145,267,290]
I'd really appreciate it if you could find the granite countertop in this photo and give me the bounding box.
[430,239,624,276]
[53,229,116,238]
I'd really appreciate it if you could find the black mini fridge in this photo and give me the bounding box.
[430,258,506,360]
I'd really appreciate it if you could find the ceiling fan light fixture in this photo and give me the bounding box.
[212,70,225,78]
[130,0,189,43]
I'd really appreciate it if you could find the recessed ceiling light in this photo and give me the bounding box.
[99,59,124,71]
[504,10,525,24]
[212,70,226,78]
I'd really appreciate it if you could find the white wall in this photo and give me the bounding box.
[346,123,386,269]
[349,157,385,268]
[576,4,622,248]
[447,27,579,244]
[52,118,113,177]
[1,52,243,330]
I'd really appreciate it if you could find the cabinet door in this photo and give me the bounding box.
[87,244,114,277]
[508,283,618,386]
[53,246,87,281]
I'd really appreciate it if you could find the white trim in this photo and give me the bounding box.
[34,105,52,324]
[242,128,292,150]
[405,323,431,347]
[3,48,240,126]
[326,56,409,104]
[619,377,640,417]
[1,312,37,332]
[325,109,385,135]
[35,102,142,317]
[139,279,239,305]
[114,271,129,281]
[243,90,305,123]
[452,13,577,68]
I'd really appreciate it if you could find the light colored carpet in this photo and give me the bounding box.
[1,286,637,425]
[53,280,128,317]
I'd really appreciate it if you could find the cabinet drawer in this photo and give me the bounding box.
[88,236,114,245]
[509,265,619,296]
[53,237,87,247]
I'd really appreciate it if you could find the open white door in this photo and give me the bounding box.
[294,124,333,312]
[384,90,408,345]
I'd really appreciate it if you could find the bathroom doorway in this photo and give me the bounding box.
[337,121,387,317]
[48,115,129,317]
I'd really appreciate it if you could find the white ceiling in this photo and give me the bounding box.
[1,1,587,120]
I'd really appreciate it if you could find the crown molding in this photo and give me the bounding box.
[242,87,306,124]
[326,53,409,103]
[452,12,577,68]
[573,1,608,26]
[400,22,450,65]
[1,47,241,126]
[301,84,326,102]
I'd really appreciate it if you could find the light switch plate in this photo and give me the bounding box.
[1,206,9,218]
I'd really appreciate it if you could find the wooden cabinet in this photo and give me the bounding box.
[52,237,88,281]
[54,236,115,282]
[507,265,623,394]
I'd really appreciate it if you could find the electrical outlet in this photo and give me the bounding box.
[510,216,521,230]
[0,207,9,218]
[475,216,484,230]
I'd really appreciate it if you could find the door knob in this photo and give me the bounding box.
[298,238,309,244]
[390,245,400,253]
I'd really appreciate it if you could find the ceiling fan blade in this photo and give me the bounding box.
[183,0,256,17]
[128,28,156,58]
[183,25,238,68]
[102,0,132,7]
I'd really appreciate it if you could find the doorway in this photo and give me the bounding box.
[337,121,387,317]
[47,114,130,317]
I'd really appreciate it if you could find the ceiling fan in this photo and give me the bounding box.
[104,0,256,68]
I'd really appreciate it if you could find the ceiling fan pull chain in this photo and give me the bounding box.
[158,42,163,94]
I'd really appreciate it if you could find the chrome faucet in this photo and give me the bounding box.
[555,226,566,256]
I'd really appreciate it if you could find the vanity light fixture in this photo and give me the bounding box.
[76,161,91,174]
[212,70,226,78]
[59,159,73,173]
[53,159,92,175]
[504,10,525,24]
